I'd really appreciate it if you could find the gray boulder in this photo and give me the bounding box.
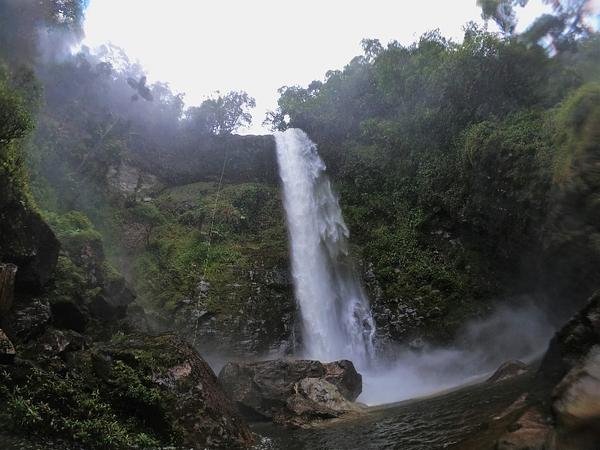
[218,358,363,426]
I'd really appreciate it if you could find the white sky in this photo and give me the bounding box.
[83,0,553,133]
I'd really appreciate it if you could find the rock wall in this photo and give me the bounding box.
[132,134,277,186]
[497,291,600,450]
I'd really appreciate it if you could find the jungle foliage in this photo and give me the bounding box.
[267,18,600,338]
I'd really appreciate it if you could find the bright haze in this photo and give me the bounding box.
[83,0,551,134]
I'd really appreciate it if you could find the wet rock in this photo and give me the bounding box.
[536,291,600,393]
[496,407,553,450]
[487,360,529,383]
[218,358,363,424]
[498,291,600,449]
[3,299,51,342]
[323,360,362,401]
[219,359,326,420]
[0,328,16,363]
[275,378,363,428]
[552,345,600,430]
[0,263,17,317]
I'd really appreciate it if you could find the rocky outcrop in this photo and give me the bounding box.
[133,134,277,186]
[106,161,163,199]
[323,360,362,401]
[218,358,363,426]
[496,291,600,450]
[91,334,253,449]
[171,262,296,357]
[487,360,529,383]
[90,276,136,321]
[0,205,59,292]
[276,377,363,428]
[3,299,51,342]
[536,291,600,393]
[0,263,17,317]
[552,345,600,431]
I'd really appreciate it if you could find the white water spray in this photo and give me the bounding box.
[274,129,375,367]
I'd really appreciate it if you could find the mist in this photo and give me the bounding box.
[360,301,554,405]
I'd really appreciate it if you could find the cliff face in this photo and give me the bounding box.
[131,134,278,186]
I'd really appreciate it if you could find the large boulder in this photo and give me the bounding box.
[3,299,51,342]
[89,279,136,321]
[496,291,600,449]
[536,291,600,392]
[218,358,363,425]
[276,378,363,428]
[91,334,253,449]
[0,206,59,293]
[552,345,600,431]
[323,360,362,401]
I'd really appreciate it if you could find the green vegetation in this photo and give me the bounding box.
[129,181,288,321]
[268,21,600,339]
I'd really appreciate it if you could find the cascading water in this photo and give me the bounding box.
[274,128,375,367]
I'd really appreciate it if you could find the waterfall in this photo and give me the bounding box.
[274,128,375,367]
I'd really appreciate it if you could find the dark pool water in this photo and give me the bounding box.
[250,373,533,450]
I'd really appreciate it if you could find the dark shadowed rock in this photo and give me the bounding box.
[218,358,363,426]
[0,263,17,317]
[0,205,59,293]
[89,278,135,321]
[496,291,600,449]
[133,134,277,185]
[324,360,362,401]
[0,328,16,363]
[50,300,88,332]
[487,360,529,383]
[219,359,325,420]
[536,291,600,393]
[3,299,51,342]
[35,328,88,356]
[93,334,253,449]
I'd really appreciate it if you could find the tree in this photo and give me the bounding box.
[0,0,87,64]
[477,0,594,50]
[185,91,256,135]
[130,203,165,248]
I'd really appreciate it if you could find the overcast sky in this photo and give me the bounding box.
[83,0,555,133]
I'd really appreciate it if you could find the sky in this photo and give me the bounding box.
[82,0,556,134]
